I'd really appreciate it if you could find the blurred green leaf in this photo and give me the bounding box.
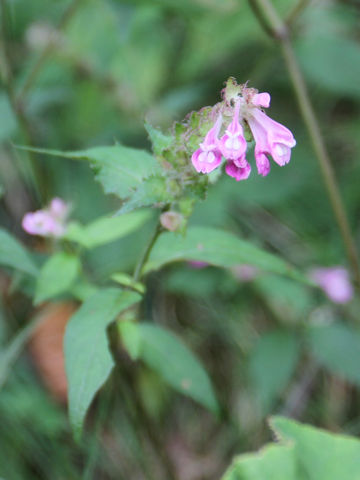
[0,95,17,141]
[111,273,145,294]
[0,315,43,391]
[249,330,300,413]
[64,209,152,249]
[35,252,80,304]
[0,228,38,276]
[144,226,307,282]
[297,34,360,99]
[120,322,219,414]
[118,320,141,360]
[306,322,360,386]
[65,288,141,437]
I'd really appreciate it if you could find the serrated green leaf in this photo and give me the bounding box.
[64,209,152,249]
[64,288,141,437]
[0,228,38,276]
[249,330,300,414]
[144,122,174,156]
[306,322,360,386]
[35,252,80,304]
[117,175,170,214]
[144,226,307,283]
[17,145,161,200]
[223,416,360,480]
[223,444,297,480]
[128,323,219,414]
[270,416,360,480]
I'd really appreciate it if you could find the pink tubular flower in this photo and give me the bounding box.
[22,197,69,238]
[247,93,296,176]
[310,267,353,304]
[191,115,223,174]
[225,160,251,181]
[219,102,247,162]
[189,80,296,181]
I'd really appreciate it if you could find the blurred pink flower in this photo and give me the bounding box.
[310,267,353,304]
[191,115,223,174]
[49,197,69,220]
[232,264,258,282]
[22,198,69,238]
[188,261,208,269]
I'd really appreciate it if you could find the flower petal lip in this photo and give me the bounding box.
[254,149,271,177]
[191,115,223,174]
[219,102,247,160]
[225,160,251,181]
[191,148,222,174]
[247,108,296,167]
[252,92,271,108]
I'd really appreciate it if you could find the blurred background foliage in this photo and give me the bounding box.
[1,0,360,478]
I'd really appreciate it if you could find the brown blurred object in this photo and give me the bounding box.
[29,302,77,403]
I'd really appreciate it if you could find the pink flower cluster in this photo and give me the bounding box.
[191,88,296,181]
[22,197,69,238]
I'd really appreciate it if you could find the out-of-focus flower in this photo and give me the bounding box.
[188,261,208,269]
[310,266,353,304]
[22,198,70,238]
[191,115,223,174]
[231,264,258,282]
[160,211,183,232]
[190,80,296,181]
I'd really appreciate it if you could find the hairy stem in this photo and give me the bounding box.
[133,220,163,282]
[248,0,360,288]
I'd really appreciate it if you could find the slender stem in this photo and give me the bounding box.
[0,0,43,201]
[17,0,83,103]
[248,0,360,288]
[133,220,163,282]
[285,0,309,27]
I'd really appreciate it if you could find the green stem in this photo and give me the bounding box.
[0,0,44,202]
[248,0,360,288]
[133,220,163,282]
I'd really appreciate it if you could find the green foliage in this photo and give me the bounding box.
[223,416,360,480]
[0,228,38,276]
[306,322,360,386]
[22,145,164,209]
[144,226,307,282]
[35,252,80,304]
[249,330,300,413]
[64,209,152,249]
[64,288,141,436]
[119,322,219,414]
